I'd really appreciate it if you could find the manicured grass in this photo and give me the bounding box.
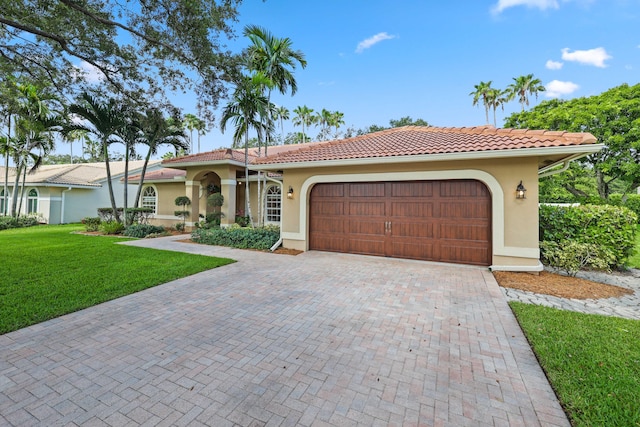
[510,302,640,427]
[0,224,234,334]
[627,224,640,269]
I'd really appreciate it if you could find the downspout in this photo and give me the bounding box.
[538,153,585,178]
[61,187,72,224]
[263,173,283,252]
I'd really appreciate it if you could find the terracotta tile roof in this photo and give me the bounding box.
[127,168,186,182]
[253,126,598,165]
[162,148,253,165]
[161,142,326,166]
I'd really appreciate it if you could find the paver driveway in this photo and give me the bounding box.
[0,236,569,426]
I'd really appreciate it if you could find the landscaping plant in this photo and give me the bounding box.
[174,195,191,231]
[191,224,280,250]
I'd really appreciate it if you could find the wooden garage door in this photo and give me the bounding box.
[309,180,491,266]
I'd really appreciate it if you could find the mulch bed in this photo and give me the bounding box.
[493,271,633,300]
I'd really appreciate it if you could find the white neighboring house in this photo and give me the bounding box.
[0,160,162,224]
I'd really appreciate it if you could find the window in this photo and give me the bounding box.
[265,186,281,222]
[27,189,38,214]
[141,186,157,213]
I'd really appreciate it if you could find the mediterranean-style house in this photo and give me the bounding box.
[137,126,602,272]
[0,160,162,224]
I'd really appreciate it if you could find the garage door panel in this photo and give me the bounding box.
[391,181,434,197]
[349,238,386,256]
[391,202,434,218]
[313,184,344,197]
[391,242,436,260]
[311,236,346,252]
[311,201,344,216]
[439,244,490,266]
[311,217,345,233]
[349,201,386,216]
[439,180,489,198]
[392,222,434,238]
[439,202,489,219]
[348,219,385,236]
[349,183,385,197]
[440,223,490,241]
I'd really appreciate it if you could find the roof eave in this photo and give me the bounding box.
[251,144,606,171]
[162,159,246,169]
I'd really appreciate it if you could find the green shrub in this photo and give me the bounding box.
[100,221,124,235]
[97,207,123,222]
[540,240,615,276]
[81,216,101,232]
[123,224,166,238]
[0,215,40,230]
[175,222,185,232]
[539,204,637,267]
[124,207,154,225]
[191,225,280,250]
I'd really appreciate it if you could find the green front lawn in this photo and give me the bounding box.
[511,302,640,427]
[0,224,234,334]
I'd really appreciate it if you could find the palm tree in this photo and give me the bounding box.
[183,113,199,154]
[470,81,493,125]
[133,109,188,210]
[315,108,333,140]
[486,88,509,127]
[244,24,307,157]
[116,111,142,225]
[293,105,314,143]
[330,110,345,139]
[507,74,546,112]
[68,93,127,223]
[10,82,61,217]
[220,73,270,226]
[274,105,289,141]
[195,118,206,153]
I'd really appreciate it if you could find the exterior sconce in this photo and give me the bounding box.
[287,186,294,199]
[516,181,527,199]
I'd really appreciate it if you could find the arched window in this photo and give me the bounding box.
[265,185,281,222]
[141,186,157,213]
[27,189,38,214]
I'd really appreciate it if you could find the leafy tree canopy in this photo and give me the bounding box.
[0,0,243,121]
[504,83,640,199]
[358,116,429,135]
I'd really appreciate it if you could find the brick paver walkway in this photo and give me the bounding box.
[0,236,569,426]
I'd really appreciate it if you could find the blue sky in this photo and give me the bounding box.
[71,0,640,156]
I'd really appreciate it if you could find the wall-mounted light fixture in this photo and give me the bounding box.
[516,181,527,199]
[287,186,294,199]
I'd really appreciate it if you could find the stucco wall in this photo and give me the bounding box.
[277,157,541,271]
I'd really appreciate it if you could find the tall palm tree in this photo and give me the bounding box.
[486,88,509,127]
[507,74,546,112]
[293,105,314,143]
[10,82,61,217]
[274,105,289,140]
[134,109,189,208]
[315,108,333,140]
[244,24,307,157]
[116,111,142,225]
[470,81,493,125]
[183,113,199,154]
[220,73,270,226]
[68,93,127,223]
[195,118,206,153]
[330,110,345,139]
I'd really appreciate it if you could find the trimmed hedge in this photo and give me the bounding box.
[0,215,39,230]
[539,204,638,267]
[123,224,167,238]
[191,225,280,250]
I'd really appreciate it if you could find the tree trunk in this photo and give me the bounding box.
[123,145,129,225]
[244,133,253,227]
[3,115,11,216]
[18,163,27,216]
[10,163,21,217]
[562,184,589,199]
[134,148,153,209]
[103,140,120,222]
[595,169,609,200]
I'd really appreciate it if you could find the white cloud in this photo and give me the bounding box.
[355,32,396,53]
[74,60,105,83]
[492,0,559,14]
[561,47,612,67]
[546,60,564,70]
[545,80,579,98]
